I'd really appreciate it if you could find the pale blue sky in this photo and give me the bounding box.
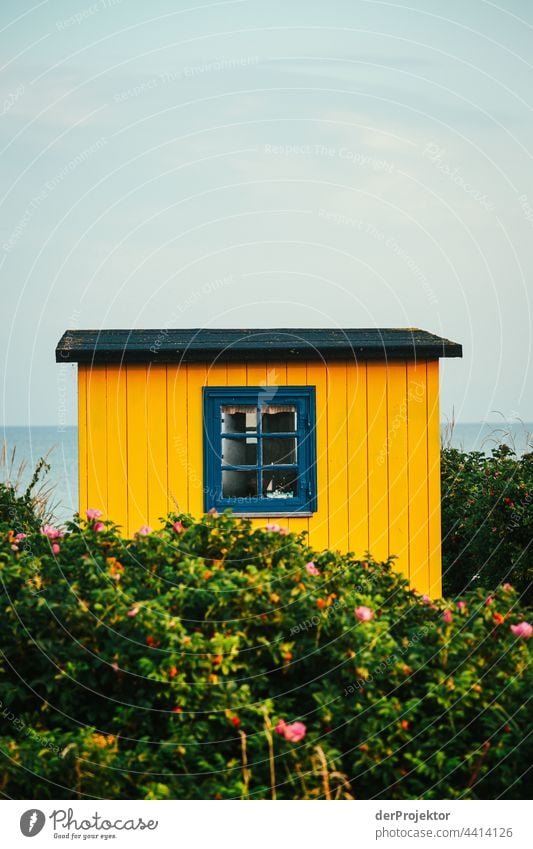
[1,0,532,425]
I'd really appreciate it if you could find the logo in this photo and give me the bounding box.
[20,809,46,837]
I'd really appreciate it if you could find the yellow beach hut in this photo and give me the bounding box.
[56,328,462,596]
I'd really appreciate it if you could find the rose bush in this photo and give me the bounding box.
[441,445,533,603]
[0,506,531,800]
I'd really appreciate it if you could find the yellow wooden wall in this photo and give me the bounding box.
[78,358,441,596]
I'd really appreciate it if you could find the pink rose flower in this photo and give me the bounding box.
[305,562,320,576]
[457,601,466,610]
[278,527,289,535]
[421,594,432,605]
[502,583,513,591]
[485,596,493,605]
[93,522,105,532]
[111,662,119,672]
[41,524,64,539]
[52,543,61,555]
[208,508,219,517]
[442,609,453,624]
[172,521,184,533]
[264,523,281,532]
[86,508,103,520]
[127,606,140,617]
[135,526,151,536]
[355,606,374,622]
[275,718,307,743]
[510,622,532,639]
[283,722,307,743]
[14,533,27,541]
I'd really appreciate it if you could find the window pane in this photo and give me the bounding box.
[262,405,297,433]
[222,437,257,466]
[263,470,298,499]
[222,470,258,498]
[263,437,297,465]
[221,406,257,433]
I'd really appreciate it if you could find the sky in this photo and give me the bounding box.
[1,0,532,426]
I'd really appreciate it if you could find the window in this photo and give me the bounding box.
[203,386,317,515]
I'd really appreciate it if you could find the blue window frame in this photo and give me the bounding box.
[203,386,317,515]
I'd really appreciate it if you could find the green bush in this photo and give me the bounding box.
[0,455,53,535]
[0,510,531,799]
[441,445,533,603]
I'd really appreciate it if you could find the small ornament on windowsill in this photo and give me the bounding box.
[266,489,294,499]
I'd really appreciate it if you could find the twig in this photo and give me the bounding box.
[467,741,491,789]
[261,709,276,800]
[239,730,251,799]
[314,746,331,800]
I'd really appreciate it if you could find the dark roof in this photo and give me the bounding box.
[55,328,462,364]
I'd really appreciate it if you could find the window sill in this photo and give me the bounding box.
[229,511,314,518]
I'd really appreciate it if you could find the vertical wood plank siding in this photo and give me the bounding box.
[427,360,442,597]
[79,358,441,594]
[327,362,349,550]
[86,365,107,514]
[167,363,188,516]
[186,364,207,519]
[106,365,128,531]
[126,365,149,533]
[366,363,390,564]
[386,362,410,573]
[406,361,430,593]
[347,362,368,555]
[147,365,168,526]
[78,365,88,517]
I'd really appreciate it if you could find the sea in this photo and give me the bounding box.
[1,422,532,525]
